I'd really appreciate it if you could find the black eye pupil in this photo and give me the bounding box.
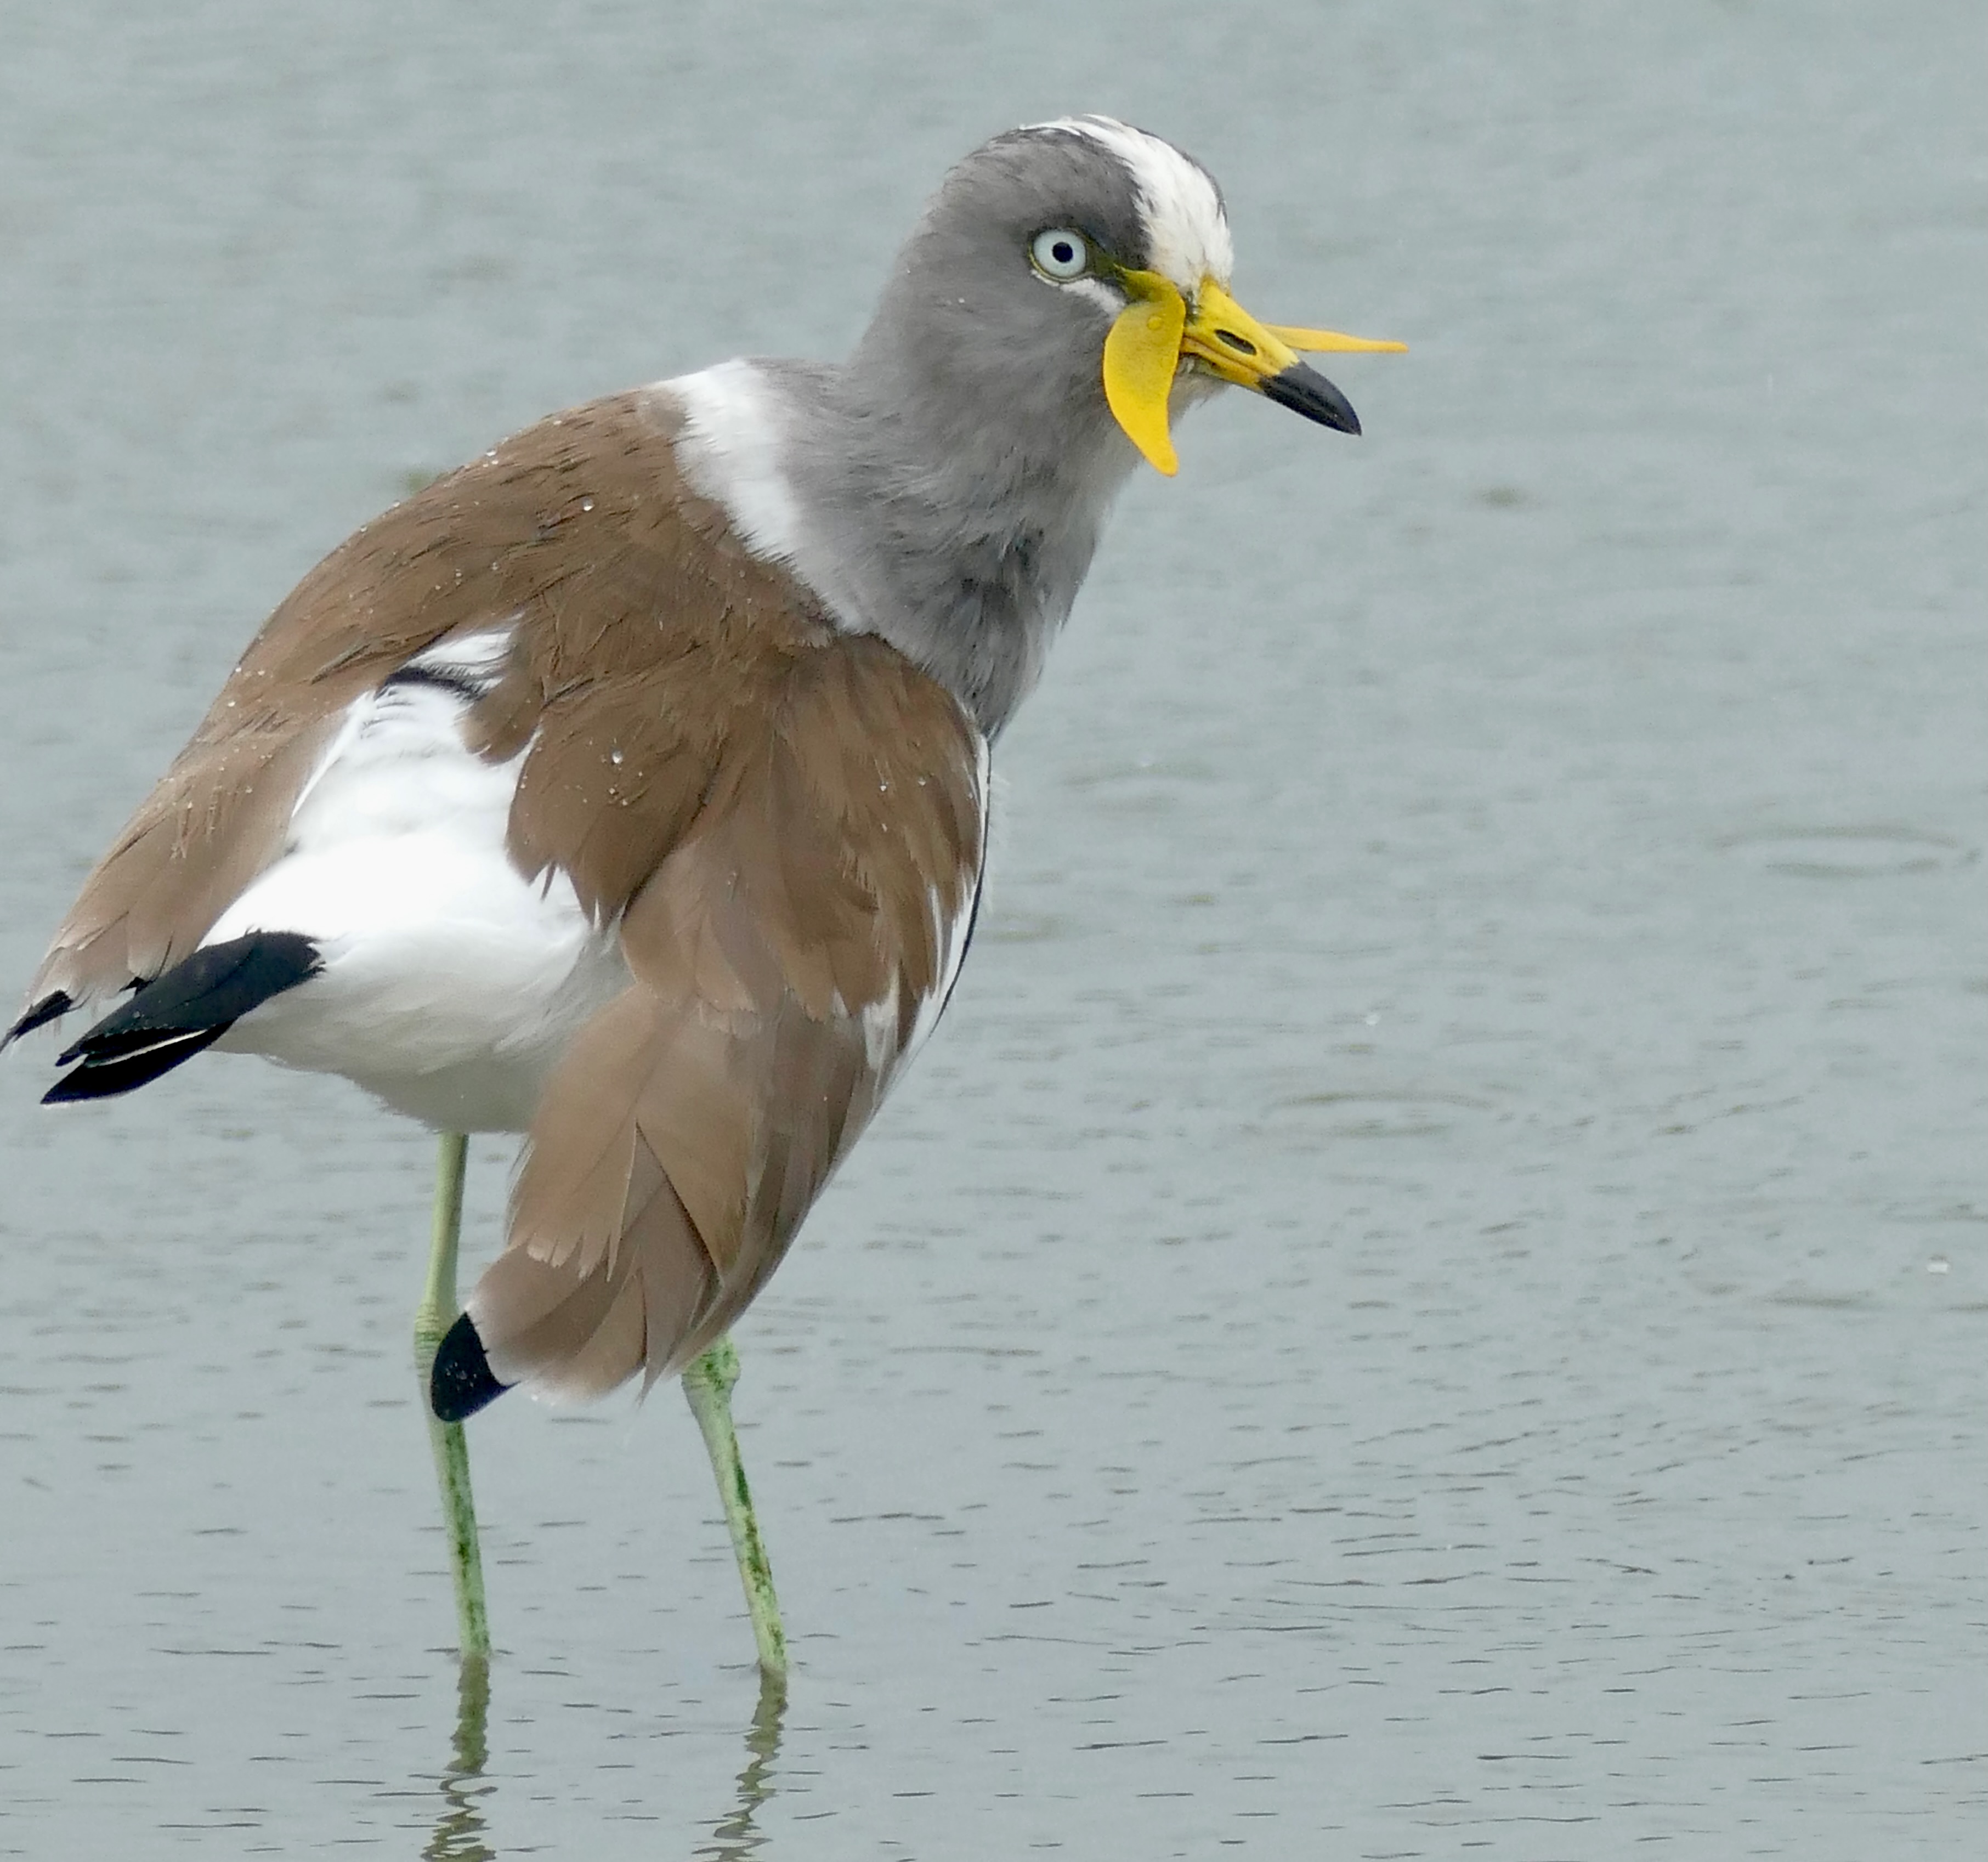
[1053,242,1074,264]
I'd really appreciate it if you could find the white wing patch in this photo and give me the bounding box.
[402,627,517,687]
[205,631,628,1133]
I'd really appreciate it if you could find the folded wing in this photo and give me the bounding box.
[21,388,804,1016]
[465,635,987,1400]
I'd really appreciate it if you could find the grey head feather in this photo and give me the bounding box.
[767,124,1218,739]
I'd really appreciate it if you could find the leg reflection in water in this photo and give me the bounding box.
[424,1656,494,1862]
[420,1656,785,1857]
[698,1677,785,1862]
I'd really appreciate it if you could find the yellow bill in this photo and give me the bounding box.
[1102,272,1404,476]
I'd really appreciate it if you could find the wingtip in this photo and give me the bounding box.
[431,1311,512,1422]
[3,989,73,1053]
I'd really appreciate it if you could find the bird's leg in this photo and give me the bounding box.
[412,1131,491,1661]
[682,1336,787,1686]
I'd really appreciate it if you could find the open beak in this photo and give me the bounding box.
[1102,272,1404,476]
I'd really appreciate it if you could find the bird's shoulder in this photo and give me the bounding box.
[214,383,829,728]
[30,383,981,1004]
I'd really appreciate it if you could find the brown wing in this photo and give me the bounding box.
[28,373,986,1395]
[463,633,988,1400]
[27,388,814,1004]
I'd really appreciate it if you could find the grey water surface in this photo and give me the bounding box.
[1,2,1981,1857]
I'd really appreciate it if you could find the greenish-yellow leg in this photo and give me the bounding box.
[683,1337,788,1685]
[412,1131,491,1661]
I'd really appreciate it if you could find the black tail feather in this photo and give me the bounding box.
[42,932,321,1103]
[431,1312,511,1421]
[42,1026,234,1102]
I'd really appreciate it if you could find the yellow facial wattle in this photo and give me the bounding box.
[1100,271,1405,475]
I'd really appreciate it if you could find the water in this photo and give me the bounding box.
[1,2,1981,1854]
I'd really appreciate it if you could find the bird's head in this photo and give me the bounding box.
[854,116,1403,479]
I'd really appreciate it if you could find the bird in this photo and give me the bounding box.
[4,116,1401,1684]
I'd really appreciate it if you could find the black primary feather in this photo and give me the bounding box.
[43,932,322,1103]
[2,989,73,1050]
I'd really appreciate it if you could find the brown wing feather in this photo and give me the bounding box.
[30,371,985,1402]
[467,636,987,1401]
[27,388,822,1004]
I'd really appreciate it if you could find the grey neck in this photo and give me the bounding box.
[766,350,1140,740]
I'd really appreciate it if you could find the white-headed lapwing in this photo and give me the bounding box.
[5,117,1401,1683]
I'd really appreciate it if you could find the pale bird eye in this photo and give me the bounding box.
[1030,228,1090,281]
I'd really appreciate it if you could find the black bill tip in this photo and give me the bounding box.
[431,1311,511,1422]
[1261,361,1362,437]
